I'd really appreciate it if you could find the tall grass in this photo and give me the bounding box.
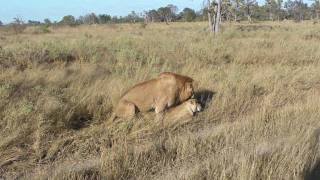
[1,22,320,179]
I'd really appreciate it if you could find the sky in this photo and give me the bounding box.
[0,0,203,23]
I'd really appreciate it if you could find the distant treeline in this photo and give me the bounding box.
[1,0,320,27]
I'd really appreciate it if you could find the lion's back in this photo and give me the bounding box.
[120,77,178,111]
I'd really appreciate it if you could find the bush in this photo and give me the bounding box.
[34,25,51,34]
[9,17,27,34]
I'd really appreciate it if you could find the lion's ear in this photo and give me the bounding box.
[191,80,199,89]
[185,76,194,83]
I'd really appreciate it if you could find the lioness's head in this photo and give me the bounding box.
[186,99,202,115]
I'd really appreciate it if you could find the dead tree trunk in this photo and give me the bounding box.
[247,5,252,23]
[207,0,221,34]
[207,3,214,32]
[214,0,221,33]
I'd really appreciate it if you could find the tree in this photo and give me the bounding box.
[266,0,273,20]
[158,7,172,23]
[207,0,214,32]
[231,0,244,22]
[60,15,76,26]
[157,4,178,24]
[285,0,308,21]
[243,0,257,22]
[81,13,99,24]
[98,14,111,24]
[220,0,234,22]
[275,0,284,20]
[207,0,222,34]
[182,8,197,22]
[10,17,26,34]
[167,4,179,15]
[111,16,119,23]
[0,20,3,26]
[167,4,179,20]
[146,9,160,22]
[44,18,52,25]
[28,20,41,25]
[311,0,320,21]
[127,11,140,23]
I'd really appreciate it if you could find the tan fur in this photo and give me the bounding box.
[158,72,194,102]
[113,72,194,119]
[164,99,202,123]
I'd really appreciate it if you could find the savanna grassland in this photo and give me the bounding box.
[1,21,320,179]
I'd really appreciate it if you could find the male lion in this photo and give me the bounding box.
[112,72,194,120]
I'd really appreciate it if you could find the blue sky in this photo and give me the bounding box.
[0,0,204,23]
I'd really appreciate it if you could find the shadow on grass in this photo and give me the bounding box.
[304,160,320,180]
[194,89,216,109]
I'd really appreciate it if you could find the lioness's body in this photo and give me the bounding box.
[114,72,194,119]
[164,99,202,122]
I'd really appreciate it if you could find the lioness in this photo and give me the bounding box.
[113,72,194,119]
[164,99,202,122]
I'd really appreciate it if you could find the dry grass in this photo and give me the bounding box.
[1,21,320,179]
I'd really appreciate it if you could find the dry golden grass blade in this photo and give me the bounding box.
[1,21,320,179]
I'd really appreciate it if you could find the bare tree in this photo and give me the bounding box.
[10,17,26,34]
[312,0,320,21]
[285,0,308,22]
[206,0,214,31]
[275,0,284,21]
[221,0,234,22]
[266,0,275,20]
[207,0,222,34]
[231,0,243,22]
[216,0,222,33]
[244,0,256,23]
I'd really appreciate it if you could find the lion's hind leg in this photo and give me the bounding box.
[115,100,138,118]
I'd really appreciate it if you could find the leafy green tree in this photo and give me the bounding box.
[146,9,160,22]
[127,11,140,23]
[167,4,178,20]
[158,7,172,23]
[60,15,76,26]
[82,13,99,24]
[182,8,197,22]
[98,14,111,24]
[157,4,178,23]
[44,18,52,25]
[28,20,41,25]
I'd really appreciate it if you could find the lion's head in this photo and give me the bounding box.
[158,72,194,102]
